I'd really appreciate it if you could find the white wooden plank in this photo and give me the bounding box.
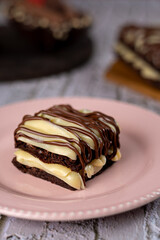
[97,209,144,240]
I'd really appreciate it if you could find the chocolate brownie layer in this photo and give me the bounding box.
[15,141,82,172]
[12,157,75,190]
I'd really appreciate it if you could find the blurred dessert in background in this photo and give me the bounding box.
[0,0,93,80]
[114,24,160,88]
[9,0,92,51]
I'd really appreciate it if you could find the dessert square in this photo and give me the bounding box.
[13,104,121,190]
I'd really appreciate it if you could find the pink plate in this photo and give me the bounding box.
[0,97,160,221]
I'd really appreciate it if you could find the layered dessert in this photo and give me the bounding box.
[115,24,160,88]
[12,104,121,190]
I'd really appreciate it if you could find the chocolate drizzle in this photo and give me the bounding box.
[14,104,120,182]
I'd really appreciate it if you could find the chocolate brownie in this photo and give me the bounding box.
[13,104,121,190]
[115,24,160,88]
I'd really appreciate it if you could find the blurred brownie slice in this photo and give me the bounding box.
[115,24,160,88]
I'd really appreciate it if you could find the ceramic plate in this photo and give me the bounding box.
[0,97,160,221]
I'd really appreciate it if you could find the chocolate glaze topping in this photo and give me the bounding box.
[14,104,120,181]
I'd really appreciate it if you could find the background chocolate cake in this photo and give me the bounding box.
[0,0,93,80]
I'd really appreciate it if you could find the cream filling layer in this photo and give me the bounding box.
[15,150,114,190]
[115,42,160,80]
[112,149,121,161]
[85,155,106,178]
[24,119,78,142]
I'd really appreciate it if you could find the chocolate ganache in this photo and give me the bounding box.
[13,104,121,190]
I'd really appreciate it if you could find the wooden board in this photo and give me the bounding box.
[106,60,160,101]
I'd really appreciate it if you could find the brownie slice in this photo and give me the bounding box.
[13,104,121,190]
[115,24,160,88]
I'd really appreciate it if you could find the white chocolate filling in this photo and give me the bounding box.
[112,149,121,161]
[85,155,106,178]
[15,148,121,190]
[24,120,78,141]
[115,42,160,80]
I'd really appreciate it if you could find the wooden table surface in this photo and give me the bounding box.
[0,0,160,239]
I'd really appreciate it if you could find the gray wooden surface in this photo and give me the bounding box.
[0,0,160,239]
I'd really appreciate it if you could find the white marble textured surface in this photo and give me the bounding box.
[0,0,160,239]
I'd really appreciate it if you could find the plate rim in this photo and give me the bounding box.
[0,96,160,221]
[0,193,159,221]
